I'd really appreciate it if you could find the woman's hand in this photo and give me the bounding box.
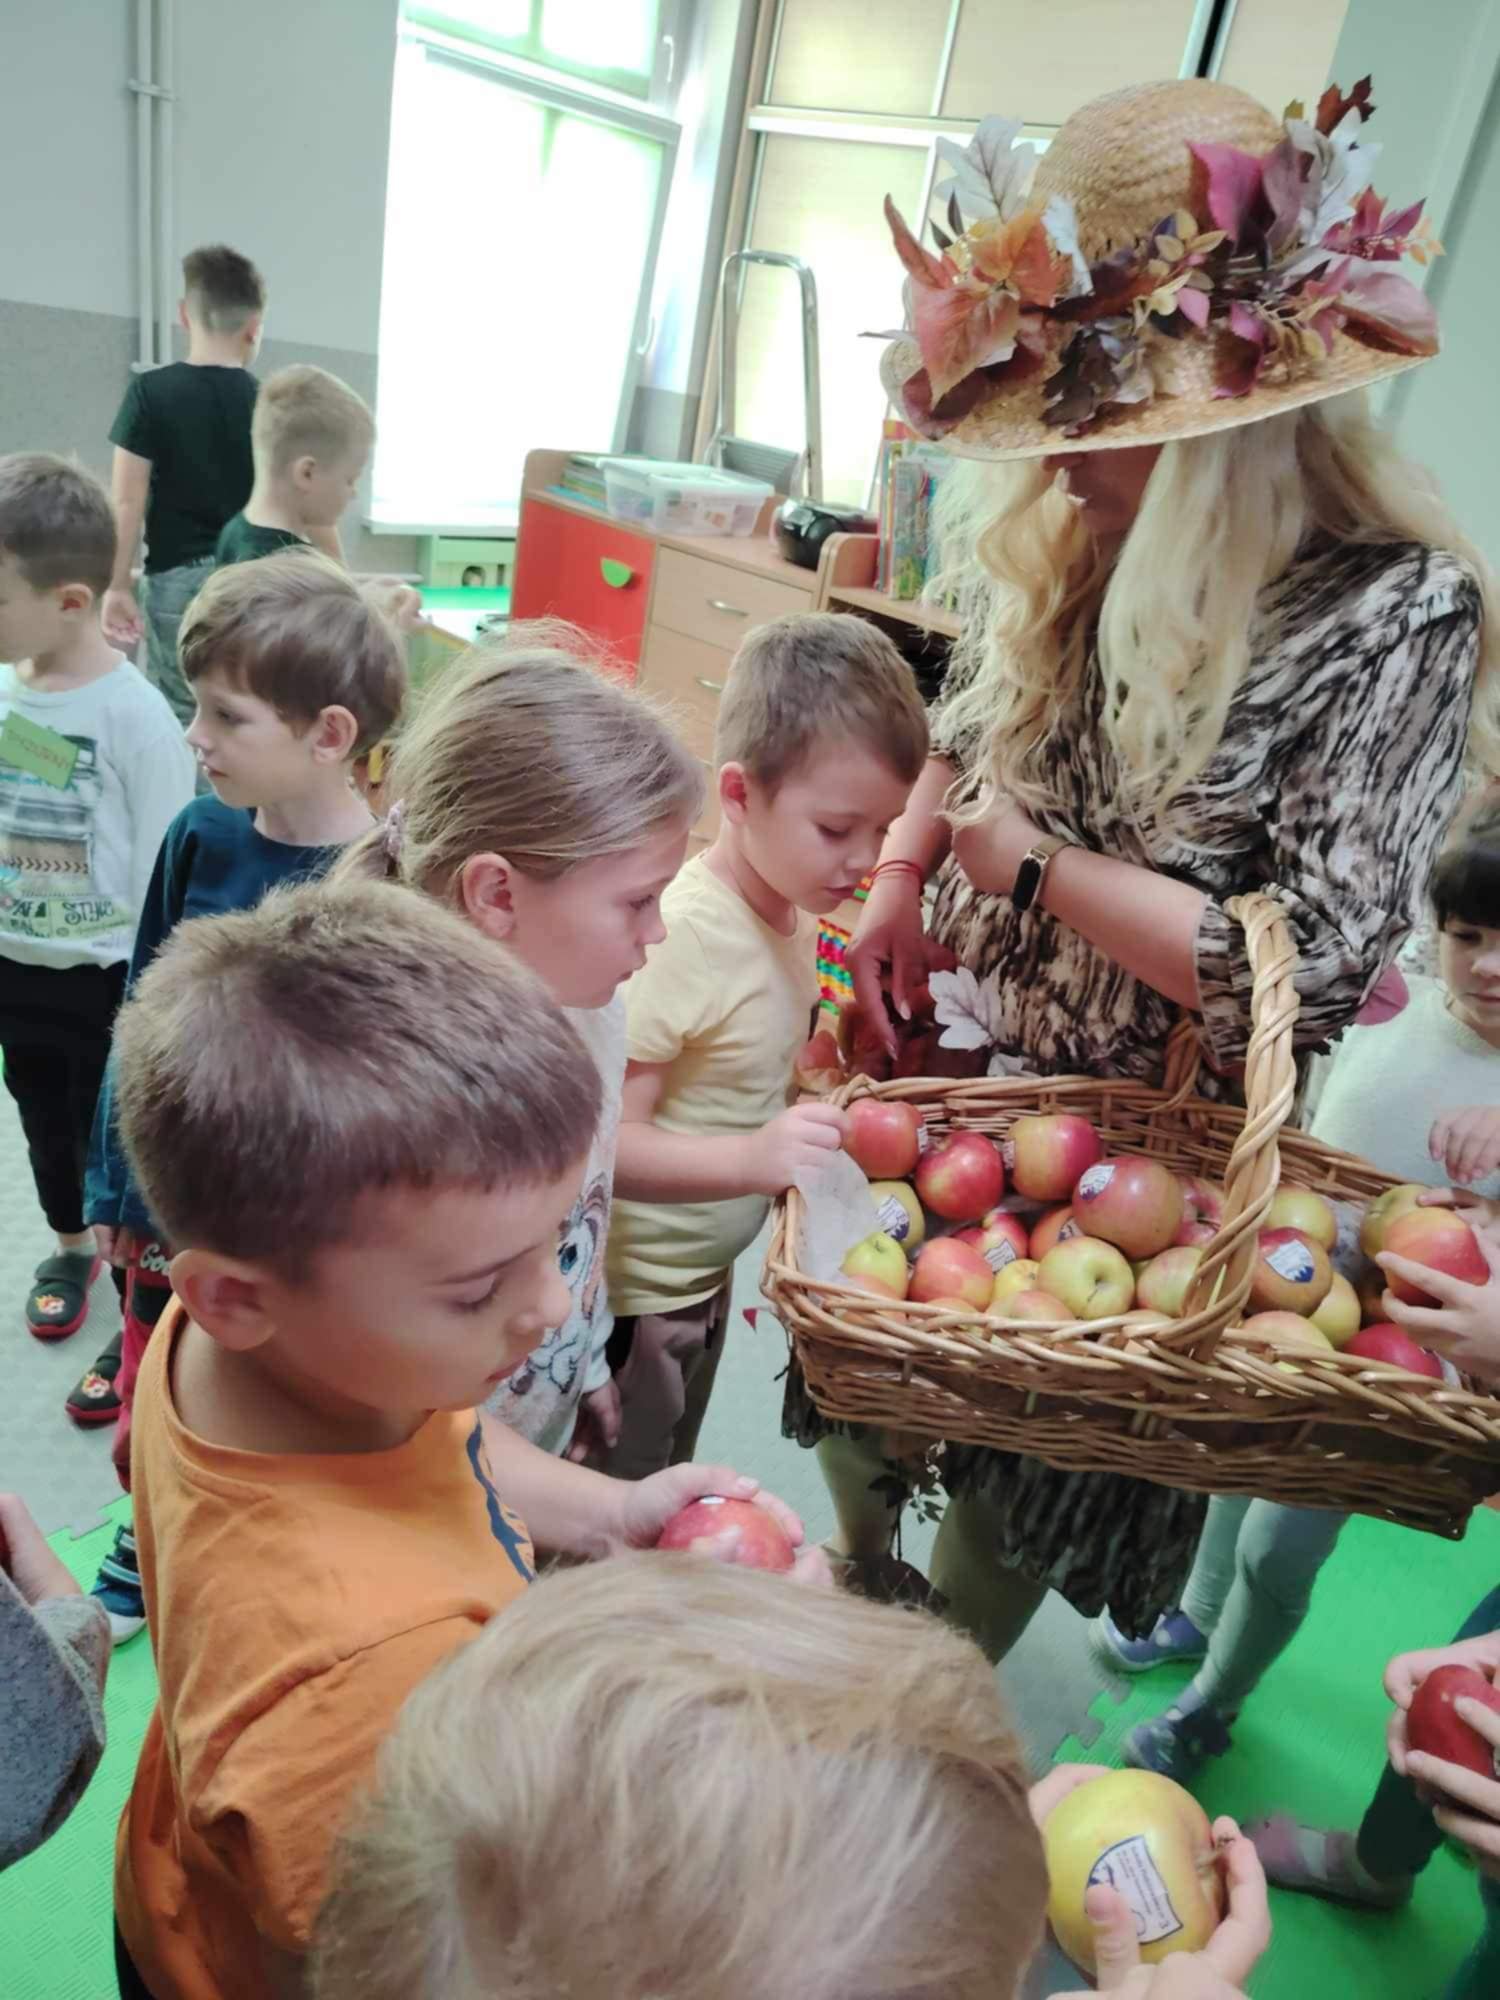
[950,802,1042,898]
[846,873,954,1060]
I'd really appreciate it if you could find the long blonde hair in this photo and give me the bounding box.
[933,392,1500,820]
[338,620,704,893]
[311,1554,1047,2000]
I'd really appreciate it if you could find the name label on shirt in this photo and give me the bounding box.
[0,711,79,789]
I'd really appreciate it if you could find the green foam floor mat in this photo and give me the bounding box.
[2,1499,156,1999]
[1053,1507,1500,1997]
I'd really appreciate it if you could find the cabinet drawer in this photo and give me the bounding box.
[638,626,732,761]
[651,545,811,650]
[511,498,654,673]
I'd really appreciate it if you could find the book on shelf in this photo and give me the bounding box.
[876,423,955,604]
[558,452,607,509]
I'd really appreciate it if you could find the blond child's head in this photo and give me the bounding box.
[114,879,602,1419]
[181,244,266,355]
[312,1553,1047,2000]
[251,364,374,530]
[0,453,116,663]
[336,619,705,1009]
[714,611,929,916]
[180,550,406,804]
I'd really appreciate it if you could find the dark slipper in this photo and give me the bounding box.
[65,1331,123,1425]
[25,1251,102,1341]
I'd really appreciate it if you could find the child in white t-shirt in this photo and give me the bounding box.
[606,614,930,1478]
[0,454,193,1339]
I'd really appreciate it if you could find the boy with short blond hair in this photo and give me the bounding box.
[109,880,807,1999]
[0,453,194,1340]
[215,365,374,568]
[81,552,404,1635]
[104,244,267,724]
[607,611,930,1477]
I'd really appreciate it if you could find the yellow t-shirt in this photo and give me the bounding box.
[115,1307,534,2000]
[609,855,819,1315]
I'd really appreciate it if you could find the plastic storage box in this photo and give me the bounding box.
[600,458,774,537]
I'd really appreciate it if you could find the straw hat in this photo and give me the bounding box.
[880,76,1442,459]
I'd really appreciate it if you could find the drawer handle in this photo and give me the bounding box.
[707,597,747,617]
[600,557,635,589]
[694,675,725,696]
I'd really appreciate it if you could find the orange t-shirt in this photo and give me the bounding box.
[115,1306,534,2000]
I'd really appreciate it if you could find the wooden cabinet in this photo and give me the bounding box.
[511,493,656,670]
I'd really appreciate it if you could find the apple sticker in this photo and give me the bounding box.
[1077,1163,1116,1201]
[1087,1837,1185,1948]
[1265,1239,1316,1284]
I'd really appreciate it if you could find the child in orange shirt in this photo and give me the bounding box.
[108,881,811,2000]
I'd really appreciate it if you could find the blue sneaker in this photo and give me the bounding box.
[1090,1606,1208,1673]
[1123,1700,1233,1782]
[91,1522,146,1646]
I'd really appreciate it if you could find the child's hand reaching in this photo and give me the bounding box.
[613,1464,829,1583]
[1429,1106,1500,1188]
[1378,1228,1500,1384]
[742,1102,849,1197]
[0,1492,85,1612]
[1385,1631,1500,1881]
[566,1378,622,1467]
[101,587,144,649]
[1383,1630,1500,1776]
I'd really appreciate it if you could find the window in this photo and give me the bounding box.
[730,0,1349,509]
[373,5,681,531]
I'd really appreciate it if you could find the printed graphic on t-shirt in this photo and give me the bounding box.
[0,735,128,940]
[492,1167,611,1415]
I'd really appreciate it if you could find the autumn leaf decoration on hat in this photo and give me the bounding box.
[876,77,1443,458]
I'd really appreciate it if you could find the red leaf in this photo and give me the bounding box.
[1335,269,1440,355]
[885,195,949,291]
[1228,300,1267,347]
[914,287,1022,401]
[1188,142,1269,244]
[1176,284,1211,328]
[1315,76,1376,135]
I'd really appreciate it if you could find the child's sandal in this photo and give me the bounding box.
[25,1251,102,1340]
[65,1331,124,1424]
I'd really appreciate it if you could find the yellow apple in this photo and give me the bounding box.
[839,1231,909,1299]
[1358,1183,1427,1259]
[1043,1769,1226,1975]
[1267,1185,1338,1249]
[868,1180,925,1251]
[990,1257,1042,1310]
[1310,1270,1361,1347]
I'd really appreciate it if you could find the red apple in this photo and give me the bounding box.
[1030,1205,1082,1259]
[840,1231,910,1300]
[869,1180,925,1250]
[844,1098,923,1179]
[1267,1186,1339,1250]
[909,1236,993,1310]
[1407,1664,1500,1778]
[1177,1175,1225,1242]
[1381,1208,1489,1307]
[956,1208,1031,1273]
[996,1287,1072,1323]
[1072,1157,1185,1260]
[1039,1237,1136,1321]
[655,1496,795,1572]
[915,1131,1005,1222]
[1009,1114,1103,1204]
[1247,1228,1333,1316]
[1344,1323,1444,1379]
[1359,1183,1428,1259]
[1135,1245,1206,1318]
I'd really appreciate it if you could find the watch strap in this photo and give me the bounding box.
[1012,835,1069,913]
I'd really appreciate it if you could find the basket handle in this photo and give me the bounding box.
[1179,892,1302,1342]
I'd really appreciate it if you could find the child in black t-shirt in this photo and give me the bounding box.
[103,245,266,726]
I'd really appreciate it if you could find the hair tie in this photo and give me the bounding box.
[383,800,406,865]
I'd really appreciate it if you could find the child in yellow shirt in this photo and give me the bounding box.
[607,612,929,1476]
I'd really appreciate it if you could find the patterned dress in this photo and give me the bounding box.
[786,535,1482,1634]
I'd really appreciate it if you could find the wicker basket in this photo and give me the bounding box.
[763,894,1500,1537]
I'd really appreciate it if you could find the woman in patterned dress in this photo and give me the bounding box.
[787,78,1498,1661]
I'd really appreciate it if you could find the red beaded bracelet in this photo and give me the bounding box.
[870,858,925,888]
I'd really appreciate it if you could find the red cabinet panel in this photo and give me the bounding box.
[510,498,655,675]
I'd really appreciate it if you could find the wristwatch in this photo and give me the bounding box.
[1011,835,1069,914]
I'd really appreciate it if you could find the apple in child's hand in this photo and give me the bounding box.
[956,1208,1031,1273]
[1039,1237,1136,1321]
[1072,1157,1185,1260]
[1030,1205,1082,1260]
[1344,1323,1444,1379]
[1135,1246,1205,1318]
[1043,1769,1225,1974]
[1359,1183,1428,1258]
[1407,1664,1500,1779]
[1267,1186,1339,1250]
[655,1496,795,1573]
[991,1258,1043,1311]
[915,1132,1005,1222]
[909,1237,993,1310]
[1380,1208,1489,1307]
[868,1180,925,1250]
[840,1231,910,1300]
[1176,1175,1224,1246]
[1247,1227,1333,1316]
[1310,1270,1362,1347]
[844,1099,923,1180]
[1008,1114,1103,1204]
